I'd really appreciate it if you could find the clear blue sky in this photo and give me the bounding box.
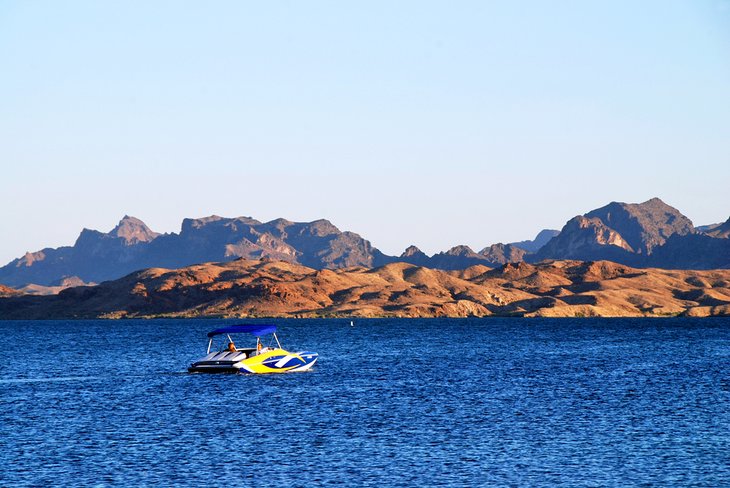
[1,1,729,264]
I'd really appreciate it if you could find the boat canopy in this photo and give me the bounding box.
[207,324,276,338]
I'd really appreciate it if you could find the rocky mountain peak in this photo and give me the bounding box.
[479,243,527,265]
[299,219,340,237]
[585,198,693,254]
[266,218,294,229]
[401,245,426,258]
[397,245,431,267]
[445,245,477,256]
[181,215,246,233]
[112,216,160,244]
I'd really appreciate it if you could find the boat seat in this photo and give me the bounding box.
[206,351,248,361]
[212,352,234,360]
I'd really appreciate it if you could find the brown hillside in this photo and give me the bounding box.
[1,259,729,319]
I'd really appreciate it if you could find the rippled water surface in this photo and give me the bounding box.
[1,318,729,486]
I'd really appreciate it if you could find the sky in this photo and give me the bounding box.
[1,1,729,264]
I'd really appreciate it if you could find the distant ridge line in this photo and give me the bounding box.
[0,197,728,290]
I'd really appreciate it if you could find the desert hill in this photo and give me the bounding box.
[1,258,728,319]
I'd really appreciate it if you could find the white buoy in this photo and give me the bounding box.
[350,320,354,327]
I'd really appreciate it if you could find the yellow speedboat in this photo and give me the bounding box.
[188,324,318,374]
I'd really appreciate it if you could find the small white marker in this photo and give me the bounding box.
[350,320,354,327]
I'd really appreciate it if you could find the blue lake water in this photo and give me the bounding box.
[1,318,729,486]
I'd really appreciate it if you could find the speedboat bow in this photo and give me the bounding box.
[188,324,318,374]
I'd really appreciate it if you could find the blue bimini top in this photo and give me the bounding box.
[207,324,277,338]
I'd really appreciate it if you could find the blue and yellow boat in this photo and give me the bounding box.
[188,324,318,374]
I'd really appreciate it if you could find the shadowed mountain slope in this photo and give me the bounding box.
[0,216,394,287]
[701,217,730,239]
[650,233,730,270]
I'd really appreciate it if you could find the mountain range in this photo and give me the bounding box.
[0,215,555,288]
[2,258,729,319]
[0,198,728,290]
